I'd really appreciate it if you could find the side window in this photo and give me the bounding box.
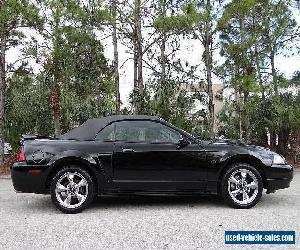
[115,121,141,142]
[95,123,115,141]
[115,120,181,143]
[144,122,181,143]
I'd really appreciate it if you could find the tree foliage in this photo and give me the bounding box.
[1,0,300,159]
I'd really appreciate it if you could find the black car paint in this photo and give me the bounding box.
[11,116,293,196]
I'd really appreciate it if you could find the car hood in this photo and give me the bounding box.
[204,139,276,158]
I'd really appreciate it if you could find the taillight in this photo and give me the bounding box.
[17,147,26,161]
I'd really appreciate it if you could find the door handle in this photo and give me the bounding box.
[122,148,135,153]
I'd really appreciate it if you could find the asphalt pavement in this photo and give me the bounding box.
[0,171,299,250]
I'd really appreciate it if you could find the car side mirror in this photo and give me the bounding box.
[177,137,189,149]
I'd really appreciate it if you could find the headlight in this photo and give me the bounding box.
[273,154,286,164]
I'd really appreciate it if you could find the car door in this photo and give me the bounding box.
[112,120,207,191]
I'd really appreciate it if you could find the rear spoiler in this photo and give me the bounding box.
[21,134,53,141]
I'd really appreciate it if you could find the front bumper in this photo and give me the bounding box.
[11,162,49,194]
[265,164,293,192]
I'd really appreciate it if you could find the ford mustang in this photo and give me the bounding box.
[11,115,293,213]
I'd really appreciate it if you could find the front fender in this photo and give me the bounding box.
[219,153,266,169]
[213,152,269,189]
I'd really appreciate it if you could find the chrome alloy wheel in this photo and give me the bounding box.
[55,172,89,209]
[227,168,259,205]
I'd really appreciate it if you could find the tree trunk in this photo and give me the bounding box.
[157,0,170,119]
[270,130,277,150]
[277,128,290,156]
[133,1,138,113]
[160,0,166,86]
[133,34,138,101]
[252,11,265,100]
[51,4,61,137]
[236,88,243,140]
[160,35,166,85]
[254,43,264,100]
[203,0,214,139]
[234,62,242,140]
[270,47,277,95]
[239,15,250,141]
[54,115,61,137]
[137,45,143,113]
[244,91,251,143]
[0,34,6,166]
[111,0,120,114]
[136,1,143,114]
[134,0,143,114]
[50,84,61,137]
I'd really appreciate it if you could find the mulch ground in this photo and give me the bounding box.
[0,154,17,175]
[0,166,10,175]
[287,156,300,168]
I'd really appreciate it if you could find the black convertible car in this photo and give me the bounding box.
[11,115,293,213]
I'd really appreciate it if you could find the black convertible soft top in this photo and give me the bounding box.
[60,115,159,140]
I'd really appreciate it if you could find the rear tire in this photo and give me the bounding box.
[50,166,96,214]
[221,164,263,209]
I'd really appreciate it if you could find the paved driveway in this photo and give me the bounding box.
[0,171,299,250]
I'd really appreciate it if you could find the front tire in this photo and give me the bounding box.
[50,166,96,214]
[221,164,263,209]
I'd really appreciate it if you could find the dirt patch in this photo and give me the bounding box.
[287,158,300,168]
[0,153,17,175]
[0,166,10,175]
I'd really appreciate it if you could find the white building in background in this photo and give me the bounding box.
[184,82,224,133]
[212,84,224,133]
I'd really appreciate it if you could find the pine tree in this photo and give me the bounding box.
[0,0,41,165]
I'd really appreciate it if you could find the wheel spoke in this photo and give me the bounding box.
[56,184,68,193]
[227,168,259,205]
[242,190,249,201]
[64,194,72,206]
[67,173,75,183]
[75,193,85,203]
[229,176,239,185]
[55,172,89,209]
[77,179,88,188]
[240,169,247,180]
[247,181,258,190]
[231,189,240,197]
